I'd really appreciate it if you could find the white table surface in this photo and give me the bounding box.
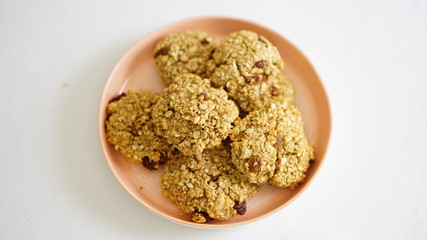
[1,0,426,239]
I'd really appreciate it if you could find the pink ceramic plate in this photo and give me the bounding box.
[98,16,331,228]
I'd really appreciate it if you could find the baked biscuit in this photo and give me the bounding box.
[207,30,291,112]
[268,104,315,188]
[161,143,258,223]
[231,102,314,188]
[151,74,239,156]
[154,31,216,85]
[105,90,174,170]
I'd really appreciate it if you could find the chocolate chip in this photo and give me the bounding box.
[274,137,283,148]
[142,157,157,170]
[233,201,247,215]
[201,38,210,45]
[108,92,126,104]
[309,159,314,164]
[208,175,219,183]
[154,46,170,58]
[247,156,262,172]
[244,75,262,84]
[271,86,280,96]
[193,211,213,222]
[198,92,209,100]
[254,60,268,68]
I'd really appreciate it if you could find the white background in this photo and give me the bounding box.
[1,0,426,239]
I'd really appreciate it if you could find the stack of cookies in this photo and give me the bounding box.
[105,30,314,223]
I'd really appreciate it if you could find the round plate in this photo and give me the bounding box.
[98,16,331,228]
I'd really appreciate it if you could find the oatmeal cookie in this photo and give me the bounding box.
[229,103,279,184]
[161,143,258,223]
[151,74,239,156]
[240,70,295,114]
[230,103,314,188]
[105,90,175,169]
[268,105,314,188]
[207,30,289,112]
[154,31,216,85]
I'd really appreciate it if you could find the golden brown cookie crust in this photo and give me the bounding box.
[161,143,258,222]
[151,74,239,156]
[269,104,315,188]
[105,90,174,169]
[154,31,216,85]
[231,102,314,187]
[207,30,291,112]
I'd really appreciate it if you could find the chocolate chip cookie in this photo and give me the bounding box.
[161,143,258,223]
[151,73,239,156]
[154,31,216,85]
